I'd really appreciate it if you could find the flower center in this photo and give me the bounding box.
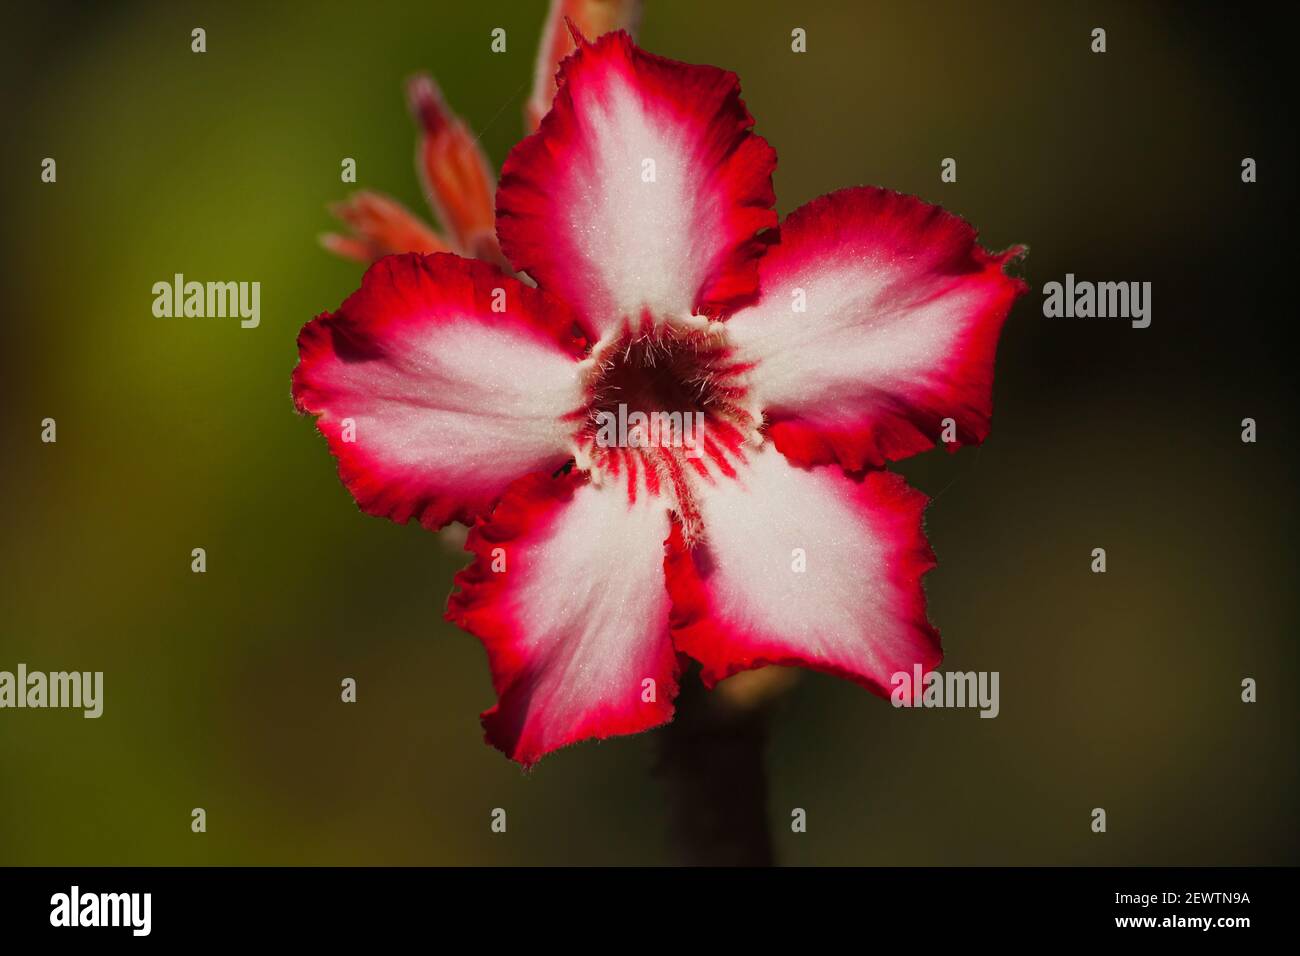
[573,320,756,529]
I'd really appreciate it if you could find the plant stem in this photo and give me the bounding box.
[655,667,775,866]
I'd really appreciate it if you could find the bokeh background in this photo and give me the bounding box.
[1,0,1295,865]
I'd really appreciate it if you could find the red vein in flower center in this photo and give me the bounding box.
[572,317,756,541]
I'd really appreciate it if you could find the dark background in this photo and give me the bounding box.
[1,1,1295,864]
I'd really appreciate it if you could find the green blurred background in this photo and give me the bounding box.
[1,0,1295,865]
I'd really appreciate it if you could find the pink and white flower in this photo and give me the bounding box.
[294,29,1027,766]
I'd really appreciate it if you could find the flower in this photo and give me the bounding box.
[293,29,1027,767]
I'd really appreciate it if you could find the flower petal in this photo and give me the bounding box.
[727,187,1027,470]
[665,445,940,696]
[447,469,678,766]
[525,0,644,132]
[497,30,777,337]
[321,190,451,263]
[293,253,588,530]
